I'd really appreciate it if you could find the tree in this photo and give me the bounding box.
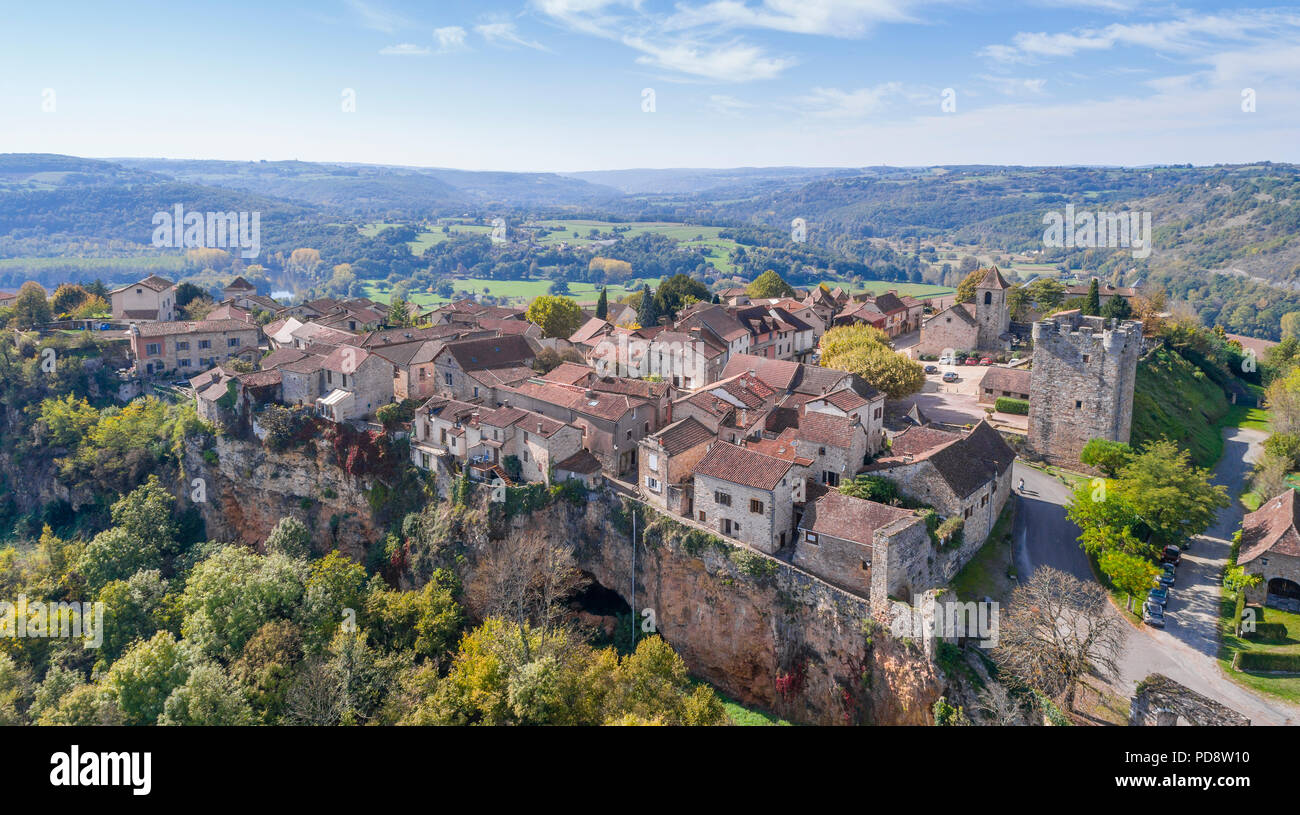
[955,268,988,304]
[747,270,795,300]
[266,516,312,559]
[636,284,660,328]
[180,548,308,661]
[50,284,89,317]
[1114,439,1228,547]
[9,282,50,328]
[595,287,608,320]
[1079,438,1133,476]
[105,632,192,725]
[1099,550,1160,610]
[819,324,924,399]
[182,297,216,320]
[388,296,412,328]
[1007,285,1032,321]
[655,273,709,316]
[994,567,1126,710]
[1282,311,1300,341]
[159,662,254,725]
[525,295,583,339]
[1026,278,1067,315]
[1084,279,1101,316]
[1101,293,1132,321]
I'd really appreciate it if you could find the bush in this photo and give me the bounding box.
[1234,651,1300,672]
[994,397,1029,415]
[1243,622,1289,641]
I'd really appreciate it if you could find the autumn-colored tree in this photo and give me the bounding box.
[819,324,923,399]
[526,295,583,339]
[9,282,50,328]
[747,270,795,300]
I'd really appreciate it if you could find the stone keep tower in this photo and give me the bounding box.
[1028,312,1143,467]
[974,267,1011,350]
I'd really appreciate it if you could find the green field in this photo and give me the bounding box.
[364,276,662,308]
[818,280,955,298]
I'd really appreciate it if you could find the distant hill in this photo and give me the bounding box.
[563,166,860,195]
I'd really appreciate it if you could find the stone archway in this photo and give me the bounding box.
[1266,577,1300,613]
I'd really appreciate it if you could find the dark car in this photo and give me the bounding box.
[1148,586,1169,605]
[1156,572,1175,589]
[1161,545,1181,565]
[1143,605,1166,628]
[924,365,939,374]
[942,372,959,383]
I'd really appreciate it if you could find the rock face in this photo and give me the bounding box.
[183,435,381,561]
[507,495,946,725]
[189,435,950,725]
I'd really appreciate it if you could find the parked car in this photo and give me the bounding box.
[1161,545,1181,565]
[1161,563,1176,584]
[1148,586,1169,605]
[1143,605,1166,628]
[924,364,939,374]
[979,357,993,365]
[938,355,955,365]
[963,358,980,366]
[942,372,960,383]
[1156,572,1175,589]
[1007,358,1023,366]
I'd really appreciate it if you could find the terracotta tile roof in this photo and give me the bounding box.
[370,339,443,368]
[133,318,257,337]
[720,355,859,397]
[205,303,253,323]
[237,369,282,388]
[360,324,468,348]
[442,335,535,371]
[1240,489,1300,564]
[744,435,814,466]
[593,376,670,400]
[977,267,1011,290]
[112,275,175,295]
[926,303,976,328]
[819,388,871,412]
[648,417,715,456]
[475,405,570,438]
[676,304,748,342]
[501,379,646,423]
[791,411,861,447]
[800,490,915,546]
[873,421,1014,499]
[540,362,594,386]
[679,389,734,419]
[225,276,255,291]
[694,442,794,492]
[570,317,613,345]
[469,365,537,388]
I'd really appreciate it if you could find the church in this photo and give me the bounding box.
[916,267,1013,356]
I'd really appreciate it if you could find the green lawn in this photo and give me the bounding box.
[1217,598,1300,703]
[1220,402,1271,433]
[716,692,791,726]
[949,504,1017,603]
[818,280,955,298]
[363,277,661,309]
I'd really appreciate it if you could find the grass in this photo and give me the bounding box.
[817,280,955,298]
[1220,402,1271,433]
[714,690,791,726]
[949,503,1017,603]
[363,277,662,309]
[1131,346,1232,469]
[1217,597,1300,703]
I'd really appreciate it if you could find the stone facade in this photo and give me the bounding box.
[692,469,800,555]
[1027,312,1142,467]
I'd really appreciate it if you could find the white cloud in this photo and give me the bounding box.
[977,74,1048,96]
[347,0,405,34]
[435,26,469,52]
[476,21,549,51]
[802,82,904,117]
[625,37,794,82]
[379,43,431,56]
[708,94,758,115]
[663,0,926,38]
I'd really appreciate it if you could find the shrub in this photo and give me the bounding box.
[994,397,1029,415]
[1234,651,1300,672]
[1243,622,1289,641]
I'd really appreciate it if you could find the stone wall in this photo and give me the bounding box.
[692,472,795,554]
[1129,673,1250,725]
[917,308,977,356]
[1027,314,1142,467]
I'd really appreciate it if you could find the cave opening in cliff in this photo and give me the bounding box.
[568,572,637,652]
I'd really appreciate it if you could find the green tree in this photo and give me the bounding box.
[654,273,709,315]
[525,295,584,339]
[955,268,988,304]
[265,516,312,559]
[9,282,51,328]
[1080,438,1134,476]
[1026,278,1067,315]
[820,325,924,399]
[747,270,795,300]
[1101,293,1132,320]
[1099,550,1160,610]
[180,548,308,661]
[105,632,192,725]
[159,662,254,725]
[595,287,608,320]
[1084,279,1101,316]
[636,284,660,327]
[1115,439,1229,547]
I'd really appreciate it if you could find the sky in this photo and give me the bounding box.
[1,0,1298,172]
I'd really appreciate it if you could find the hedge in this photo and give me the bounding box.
[995,397,1029,415]
[1233,651,1300,672]
[1243,622,1290,641]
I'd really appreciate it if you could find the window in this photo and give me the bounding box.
[822,471,840,487]
[980,494,988,507]
[749,499,764,514]
[984,291,992,305]
[145,343,161,356]
[818,447,826,456]
[873,408,882,419]
[228,338,240,348]
[645,475,661,492]
[647,453,659,471]
[1082,354,1090,363]
[963,506,973,519]
[445,372,453,386]
[804,531,818,544]
[420,453,430,469]
[1075,400,1083,409]
[698,511,706,522]
[175,341,189,351]
[198,339,211,350]
[178,358,191,368]
[715,491,731,506]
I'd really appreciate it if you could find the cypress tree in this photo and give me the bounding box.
[1085,279,1101,316]
[596,287,608,320]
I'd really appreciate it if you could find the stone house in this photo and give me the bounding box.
[637,416,715,516]
[222,276,257,303]
[1239,489,1300,612]
[313,346,395,422]
[431,334,536,402]
[674,304,752,362]
[977,366,1031,405]
[916,267,1012,356]
[794,488,928,600]
[469,405,584,484]
[865,420,1016,578]
[781,411,871,488]
[691,442,803,555]
[128,318,260,377]
[731,304,815,361]
[111,275,177,322]
[802,387,886,454]
[372,339,443,401]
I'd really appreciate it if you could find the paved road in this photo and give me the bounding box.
[1011,430,1300,725]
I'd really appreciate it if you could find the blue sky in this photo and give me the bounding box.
[1,1,1297,171]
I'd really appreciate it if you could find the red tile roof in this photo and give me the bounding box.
[693,442,794,492]
[800,491,915,546]
[1240,489,1300,564]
